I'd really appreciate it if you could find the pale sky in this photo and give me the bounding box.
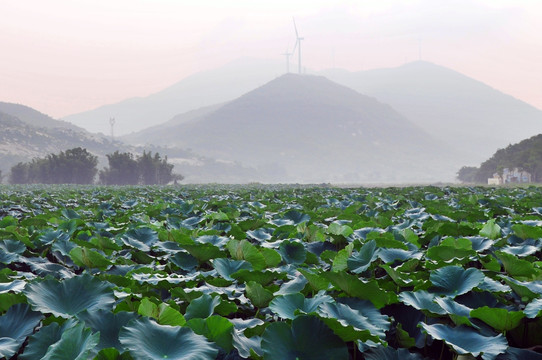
[1,0,541,119]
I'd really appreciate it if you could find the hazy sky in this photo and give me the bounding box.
[1,0,541,119]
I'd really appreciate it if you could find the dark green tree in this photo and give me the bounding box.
[457,166,479,183]
[99,151,139,185]
[9,162,29,184]
[137,151,178,185]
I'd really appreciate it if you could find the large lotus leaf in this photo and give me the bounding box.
[119,317,218,360]
[466,237,494,252]
[524,298,542,319]
[137,298,186,326]
[184,293,221,320]
[382,304,426,349]
[324,271,392,309]
[120,227,158,251]
[511,223,542,240]
[377,248,423,264]
[170,251,199,271]
[78,310,138,351]
[261,315,348,360]
[229,318,265,331]
[500,276,542,300]
[500,244,539,257]
[195,235,231,248]
[470,306,525,331]
[24,273,115,317]
[328,222,354,237]
[275,275,308,295]
[282,210,311,225]
[213,258,253,281]
[232,330,262,358]
[317,301,388,342]
[278,240,307,265]
[23,257,74,279]
[398,291,446,315]
[37,229,70,247]
[420,323,508,360]
[69,247,112,269]
[496,251,539,279]
[347,240,377,273]
[0,239,26,264]
[429,266,485,297]
[182,243,225,263]
[245,281,274,308]
[187,315,234,352]
[477,277,511,293]
[364,345,430,360]
[246,228,273,242]
[434,297,473,326]
[227,240,266,271]
[479,219,501,240]
[0,303,43,358]
[20,319,76,360]
[269,292,332,319]
[41,322,100,360]
[0,280,26,294]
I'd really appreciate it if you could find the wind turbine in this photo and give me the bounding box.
[281,46,292,73]
[292,17,304,74]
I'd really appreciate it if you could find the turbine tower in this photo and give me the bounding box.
[281,47,292,73]
[293,17,304,74]
[109,117,116,139]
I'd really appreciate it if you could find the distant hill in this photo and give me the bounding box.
[124,74,461,183]
[0,101,84,131]
[321,61,542,161]
[63,58,284,135]
[458,134,542,183]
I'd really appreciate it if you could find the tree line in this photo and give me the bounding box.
[8,148,182,185]
[457,134,542,183]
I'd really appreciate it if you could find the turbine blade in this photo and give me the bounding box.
[291,39,298,55]
[293,17,299,38]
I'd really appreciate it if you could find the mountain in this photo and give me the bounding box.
[63,58,284,135]
[0,102,84,131]
[123,74,460,183]
[321,61,542,161]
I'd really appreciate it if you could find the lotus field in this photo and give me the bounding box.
[1,185,542,359]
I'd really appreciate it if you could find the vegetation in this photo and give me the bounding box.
[458,134,542,183]
[0,185,541,359]
[99,150,182,185]
[8,147,98,184]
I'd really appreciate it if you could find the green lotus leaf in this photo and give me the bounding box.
[231,269,285,286]
[0,239,26,264]
[524,298,542,319]
[498,347,542,360]
[232,330,262,358]
[37,229,70,247]
[119,317,218,360]
[261,315,348,360]
[182,243,225,263]
[137,298,186,326]
[420,322,508,360]
[229,318,265,331]
[377,248,423,264]
[187,315,234,352]
[120,227,158,251]
[282,210,311,225]
[195,235,230,248]
[0,303,43,358]
[69,247,112,269]
[269,292,332,319]
[496,251,540,279]
[347,239,377,273]
[20,319,76,360]
[434,297,473,326]
[275,275,308,295]
[511,224,542,240]
[278,240,307,265]
[245,281,274,308]
[0,279,26,294]
[78,310,138,351]
[477,277,511,293]
[500,275,542,300]
[41,322,100,360]
[470,306,525,331]
[170,251,199,271]
[317,301,388,342]
[364,345,430,359]
[429,266,485,297]
[324,271,392,309]
[426,245,476,261]
[24,273,115,318]
[479,219,501,240]
[500,244,538,257]
[328,222,354,237]
[227,240,266,270]
[184,293,221,320]
[213,258,253,280]
[398,291,446,315]
[297,268,331,291]
[246,228,273,242]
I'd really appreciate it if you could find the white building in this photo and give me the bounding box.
[488,168,532,185]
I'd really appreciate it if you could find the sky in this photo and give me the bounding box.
[0,0,541,119]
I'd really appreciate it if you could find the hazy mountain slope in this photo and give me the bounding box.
[64,58,284,135]
[121,103,224,146]
[321,61,542,161]
[131,74,459,183]
[0,101,84,131]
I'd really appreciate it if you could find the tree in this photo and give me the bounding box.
[9,162,29,184]
[137,151,179,185]
[99,151,139,185]
[457,166,479,183]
